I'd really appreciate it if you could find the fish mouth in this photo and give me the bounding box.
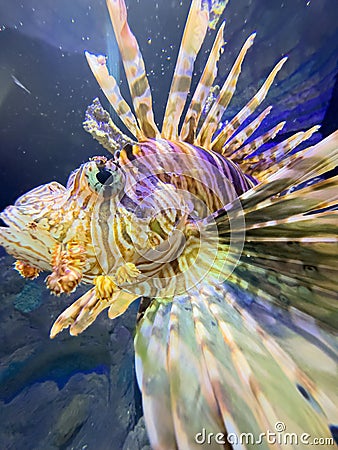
[0,182,66,272]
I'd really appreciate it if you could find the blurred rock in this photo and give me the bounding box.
[13,282,43,313]
[53,394,91,447]
[0,254,144,450]
[122,416,150,450]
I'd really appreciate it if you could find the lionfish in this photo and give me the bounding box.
[1,0,337,448]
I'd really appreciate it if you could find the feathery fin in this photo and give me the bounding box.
[231,121,286,163]
[136,285,336,447]
[204,131,338,328]
[211,57,288,151]
[180,22,226,143]
[135,301,177,449]
[85,52,142,139]
[162,0,210,140]
[222,105,273,157]
[245,125,321,181]
[197,33,256,148]
[106,0,159,138]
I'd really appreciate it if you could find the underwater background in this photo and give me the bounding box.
[0,0,337,449]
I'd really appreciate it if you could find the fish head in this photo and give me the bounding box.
[0,155,126,294]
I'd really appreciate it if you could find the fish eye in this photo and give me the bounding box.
[84,159,125,195]
[96,168,114,185]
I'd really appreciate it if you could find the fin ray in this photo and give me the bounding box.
[211,57,288,151]
[197,33,256,148]
[162,0,210,140]
[180,22,226,143]
[85,52,142,139]
[106,0,160,138]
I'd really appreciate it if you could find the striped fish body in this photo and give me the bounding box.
[91,138,253,297]
[0,138,250,297]
[119,139,254,207]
